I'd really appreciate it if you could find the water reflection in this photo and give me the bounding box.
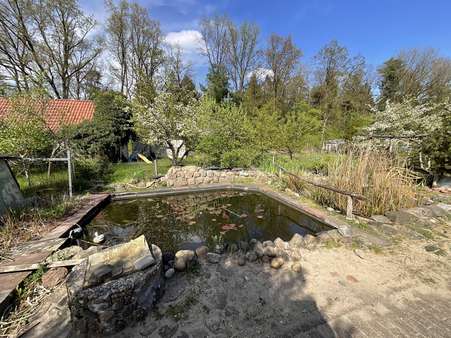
[89,191,331,252]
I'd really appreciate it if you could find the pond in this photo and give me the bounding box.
[87,190,333,252]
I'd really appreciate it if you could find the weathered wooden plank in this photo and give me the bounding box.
[0,259,84,274]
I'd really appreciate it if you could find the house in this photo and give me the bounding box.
[0,98,95,133]
[0,97,158,161]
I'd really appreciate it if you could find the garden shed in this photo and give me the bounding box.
[0,156,24,216]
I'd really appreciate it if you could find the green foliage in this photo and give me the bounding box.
[259,152,339,175]
[204,65,229,103]
[378,57,405,108]
[277,102,322,157]
[133,91,199,165]
[68,90,133,162]
[196,98,257,168]
[420,110,451,175]
[0,92,54,157]
[74,157,112,189]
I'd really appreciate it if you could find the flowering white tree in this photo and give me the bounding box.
[365,99,450,174]
[133,92,199,165]
[367,99,445,139]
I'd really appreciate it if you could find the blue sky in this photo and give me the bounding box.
[81,0,451,85]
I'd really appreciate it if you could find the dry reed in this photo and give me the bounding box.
[290,149,421,217]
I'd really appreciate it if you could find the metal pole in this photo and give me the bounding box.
[67,148,73,198]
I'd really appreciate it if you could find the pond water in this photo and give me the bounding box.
[88,190,332,252]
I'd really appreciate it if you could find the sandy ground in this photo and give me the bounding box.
[14,201,451,338]
[108,237,451,338]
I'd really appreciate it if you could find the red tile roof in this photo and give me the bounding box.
[0,98,95,132]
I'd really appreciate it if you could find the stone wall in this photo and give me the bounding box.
[161,165,266,187]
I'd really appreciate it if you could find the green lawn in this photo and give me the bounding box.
[14,157,198,196]
[109,159,172,184]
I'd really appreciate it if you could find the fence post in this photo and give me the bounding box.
[153,158,158,177]
[67,148,73,198]
[346,195,353,219]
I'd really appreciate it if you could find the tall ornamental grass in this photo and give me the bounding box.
[309,149,420,216]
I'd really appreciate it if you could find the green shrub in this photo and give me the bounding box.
[196,99,258,168]
[74,157,112,189]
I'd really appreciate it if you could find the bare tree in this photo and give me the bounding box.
[264,34,301,108]
[106,0,131,96]
[199,14,229,69]
[398,48,451,102]
[163,45,192,89]
[106,0,163,98]
[226,21,259,92]
[129,3,164,85]
[0,0,102,98]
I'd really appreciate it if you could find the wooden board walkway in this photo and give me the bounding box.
[0,193,110,316]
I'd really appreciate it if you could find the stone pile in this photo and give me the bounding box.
[161,165,266,187]
[170,231,341,274]
[67,236,164,336]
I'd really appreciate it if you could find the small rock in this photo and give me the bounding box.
[229,243,238,253]
[289,250,302,262]
[237,255,246,266]
[262,240,274,248]
[424,244,440,253]
[291,262,302,273]
[175,250,195,261]
[274,237,289,250]
[270,257,284,269]
[134,254,155,270]
[346,275,359,283]
[289,233,304,248]
[254,242,264,258]
[303,234,317,247]
[206,252,221,264]
[317,232,331,242]
[239,241,249,252]
[165,268,175,279]
[41,267,68,288]
[262,255,270,263]
[263,246,277,257]
[249,238,258,246]
[158,324,179,338]
[174,258,186,271]
[195,246,208,258]
[214,243,226,254]
[327,207,335,212]
[245,251,257,262]
[370,214,393,224]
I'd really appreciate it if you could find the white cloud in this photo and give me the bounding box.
[164,30,204,53]
[247,68,274,82]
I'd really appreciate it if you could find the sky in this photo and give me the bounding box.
[81,0,451,86]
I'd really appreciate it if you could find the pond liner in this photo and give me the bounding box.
[112,184,352,237]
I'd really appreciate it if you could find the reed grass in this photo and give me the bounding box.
[287,149,421,217]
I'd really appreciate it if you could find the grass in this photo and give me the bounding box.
[259,151,340,175]
[13,157,200,194]
[109,159,172,184]
[0,196,81,253]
